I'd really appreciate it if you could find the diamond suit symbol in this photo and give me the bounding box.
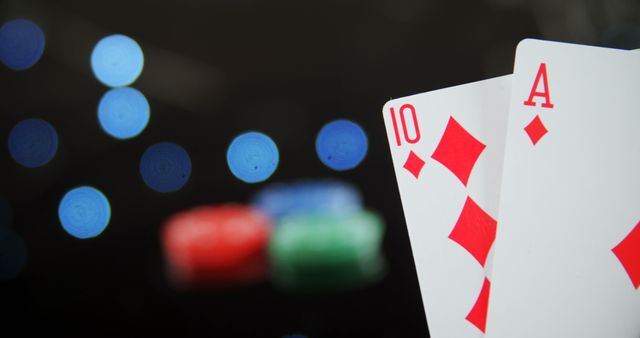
[524,115,548,145]
[431,116,486,186]
[466,278,491,333]
[612,221,640,289]
[448,197,497,267]
[403,150,425,179]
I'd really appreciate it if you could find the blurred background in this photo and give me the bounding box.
[1,0,638,336]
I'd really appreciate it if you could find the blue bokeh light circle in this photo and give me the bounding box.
[0,198,12,229]
[8,118,58,168]
[227,131,279,184]
[90,34,144,87]
[140,142,191,193]
[58,186,111,239]
[315,119,368,171]
[0,19,45,71]
[0,227,27,279]
[98,87,150,139]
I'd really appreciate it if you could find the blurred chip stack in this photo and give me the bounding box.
[253,179,386,291]
[162,204,271,288]
[251,179,363,221]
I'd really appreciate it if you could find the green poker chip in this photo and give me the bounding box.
[268,209,384,269]
[268,209,385,290]
[271,252,386,291]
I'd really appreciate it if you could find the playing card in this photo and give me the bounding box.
[486,39,640,338]
[382,75,511,337]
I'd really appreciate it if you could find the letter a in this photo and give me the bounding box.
[523,63,554,108]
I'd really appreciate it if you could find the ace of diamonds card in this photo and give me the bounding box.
[486,39,640,338]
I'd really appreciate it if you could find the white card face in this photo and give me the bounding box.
[382,75,511,338]
[486,39,640,338]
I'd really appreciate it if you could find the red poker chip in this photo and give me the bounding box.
[168,250,269,289]
[162,204,272,280]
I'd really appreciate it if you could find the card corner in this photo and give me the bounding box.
[515,38,537,54]
[382,99,396,114]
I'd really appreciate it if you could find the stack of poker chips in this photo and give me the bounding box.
[162,204,271,288]
[160,179,386,291]
[252,179,386,291]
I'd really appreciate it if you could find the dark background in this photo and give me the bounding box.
[1,0,638,336]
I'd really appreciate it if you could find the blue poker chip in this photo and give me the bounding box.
[140,142,192,193]
[91,34,144,87]
[226,131,279,184]
[8,118,58,168]
[0,19,45,71]
[97,87,150,139]
[58,186,111,239]
[251,179,362,221]
[315,119,368,171]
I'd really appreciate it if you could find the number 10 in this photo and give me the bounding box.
[390,103,421,146]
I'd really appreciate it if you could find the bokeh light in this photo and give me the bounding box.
[0,19,45,71]
[0,198,23,280]
[98,87,150,139]
[226,131,279,184]
[315,119,368,171]
[0,227,27,280]
[91,34,144,87]
[0,198,12,228]
[8,118,58,168]
[58,186,111,239]
[251,179,362,221]
[140,142,191,193]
